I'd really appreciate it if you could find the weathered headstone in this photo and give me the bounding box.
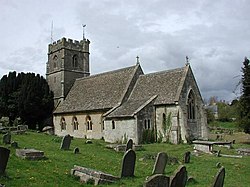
[126,139,133,151]
[121,149,136,177]
[11,141,18,148]
[152,152,168,175]
[2,132,11,144]
[74,147,79,154]
[143,174,170,187]
[170,165,187,187]
[0,147,10,174]
[183,151,191,163]
[60,134,72,150]
[211,167,225,187]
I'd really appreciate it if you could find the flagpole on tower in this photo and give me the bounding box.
[82,24,86,40]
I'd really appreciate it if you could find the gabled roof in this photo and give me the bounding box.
[106,65,189,118]
[129,65,188,105]
[54,64,142,114]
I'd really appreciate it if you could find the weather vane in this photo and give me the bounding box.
[82,24,86,40]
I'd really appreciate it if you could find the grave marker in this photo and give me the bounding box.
[121,149,136,177]
[211,167,225,187]
[2,132,11,144]
[170,165,187,187]
[0,147,10,174]
[143,174,170,187]
[183,151,191,163]
[152,152,168,175]
[60,134,72,150]
[126,139,133,151]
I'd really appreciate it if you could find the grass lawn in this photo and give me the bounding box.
[0,130,250,187]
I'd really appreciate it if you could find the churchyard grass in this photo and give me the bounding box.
[0,130,250,187]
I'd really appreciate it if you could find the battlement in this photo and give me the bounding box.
[48,37,90,54]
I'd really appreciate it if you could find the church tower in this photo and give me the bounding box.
[46,37,90,105]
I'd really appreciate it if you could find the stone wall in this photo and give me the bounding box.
[104,118,137,144]
[54,112,104,139]
[177,67,208,141]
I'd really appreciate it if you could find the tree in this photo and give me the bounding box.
[238,57,250,133]
[0,72,54,129]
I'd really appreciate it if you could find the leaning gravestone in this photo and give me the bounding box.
[170,165,187,187]
[2,132,11,144]
[0,147,10,174]
[121,149,136,177]
[152,152,168,175]
[126,139,133,151]
[183,151,191,163]
[211,167,225,187]
[143,174,170,187]
[60,134,72,150]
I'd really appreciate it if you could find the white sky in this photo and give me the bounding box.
[1,0,249,102]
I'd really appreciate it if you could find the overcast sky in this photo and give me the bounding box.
[1,0,249,102]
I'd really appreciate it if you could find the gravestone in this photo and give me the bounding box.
[126,139,133,151]
[121,149,136,177]
[2,132,11,144]
[216,150,221,157]
[16,149,45,160]
[0,147,10,174]
[183,151,191,163]
[74,147,79,154]
[11,141,18,148]
[211,167,225,187]
[60,134,72,150]
[143,174,170,187]
[152,152,168,175]
[170,165,187,187]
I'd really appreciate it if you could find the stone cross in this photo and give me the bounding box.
[60,134,72,150]
[170,165,187,187]
[183,151,191,163]
[143,174,170,187]
[211,167,225,187]
[0,147,10,174]
[121,149,136,177]
[126,139,133,151]
[152,152,168,175]
[3,132,11,144]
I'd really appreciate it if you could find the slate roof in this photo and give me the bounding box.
[54,64,141,114]
[106,66,188,118]
[130,66,187,104]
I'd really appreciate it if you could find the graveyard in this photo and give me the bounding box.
[0,124,249,187]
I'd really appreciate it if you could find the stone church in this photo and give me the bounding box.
[46,37,208,144]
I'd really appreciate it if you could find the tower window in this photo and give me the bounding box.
[53,55,58,69]
[73,55,78,68]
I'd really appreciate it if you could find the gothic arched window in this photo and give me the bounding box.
[72,116,78,130]
[73,55,78,68]
[188,91,196,120]
[86,115,92,130]
[60,117,66,131]
[53,55,58,69]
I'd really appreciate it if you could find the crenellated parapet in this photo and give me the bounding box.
[48,37,90,54]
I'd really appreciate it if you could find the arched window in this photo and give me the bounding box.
[72,116,78,130]
[72,55,78,68]
[60,117,66,131]
[188,91,196,120]
[86,115,92,130]
[112,120,115,129]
